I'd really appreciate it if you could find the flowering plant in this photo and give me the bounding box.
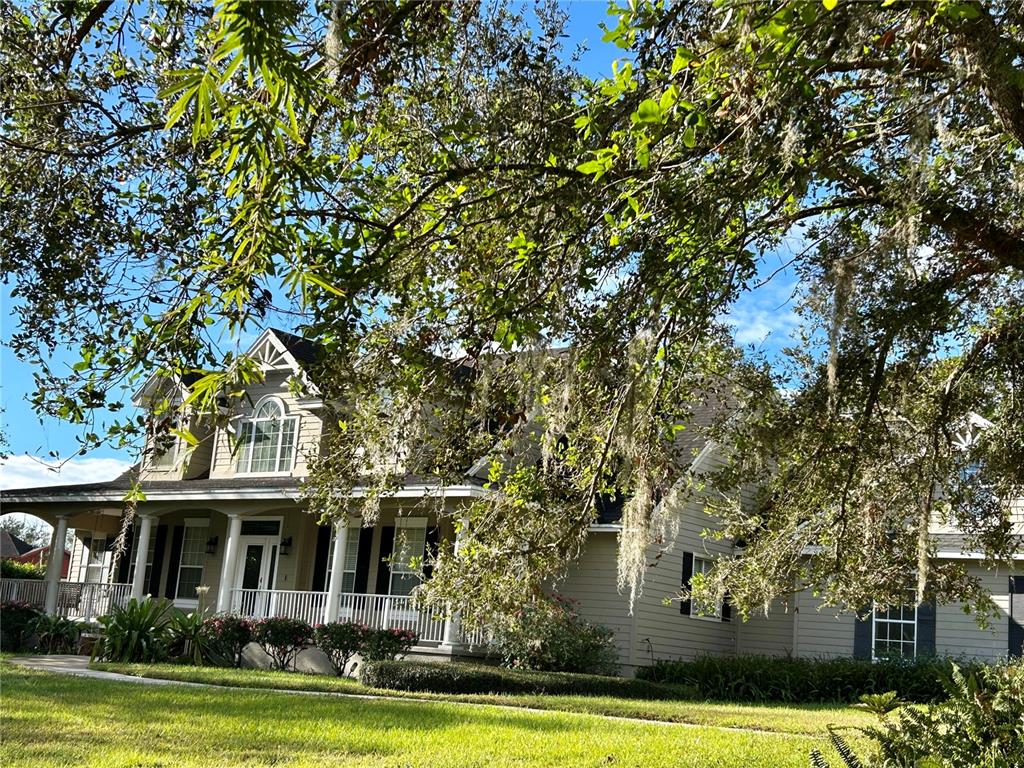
[252,616,313,670]
[361,626,417,662]
[314,621,369,675]
[203,614,254,667]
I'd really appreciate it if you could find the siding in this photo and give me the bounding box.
[793,589,855,658]
[935,563,1012,661]
[737,598,795,657]
[556,534,635,666]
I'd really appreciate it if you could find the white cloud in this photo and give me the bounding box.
[0,455,134,491]
[726,305,801,347]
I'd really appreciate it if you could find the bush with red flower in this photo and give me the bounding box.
[362,627,417,662]
[203,614,254,667]
[252,616,314,670]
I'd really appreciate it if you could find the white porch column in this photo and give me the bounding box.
[323,517,349,624]
[441,516,468,647]
[216,513,243,613]
[43,515,69,616]
[130,514,155,600]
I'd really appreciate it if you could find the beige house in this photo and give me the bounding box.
[2,329,1022,672]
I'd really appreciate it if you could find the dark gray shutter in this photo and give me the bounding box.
[423,525,440,580]
[312,525,331,591]
[353,527,374,593]
[917,598,937,657]
[721,592,732,623]
[163,525,184,599]
[148,525,167,596]
[1010,576,1024,657]
[680,551,693,615]
[117,524,135,583]
[853,606,873,660]
[375,526,395,595]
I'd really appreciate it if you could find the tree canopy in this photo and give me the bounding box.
[2,0,1022,623]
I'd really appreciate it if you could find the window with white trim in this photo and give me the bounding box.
[389,518,427,597]
[235,398,300,474]
[84,536,107,583]
[126,528,156,593]
[689,556,721,618]
[176,522,209,600]
[873,588,917,659]
[325,522,361,593]
[147,418,179,469]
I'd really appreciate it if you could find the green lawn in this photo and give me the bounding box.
[94,661,875,736]
[1,664,868,767]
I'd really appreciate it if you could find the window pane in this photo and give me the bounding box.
[234,423,252,471]
[175,525,208,599]
[240,520,281,536]
[277,418,297,471]
[249,420,281,473]
[390,573,419,596]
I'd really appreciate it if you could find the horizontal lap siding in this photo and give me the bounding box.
[556,534,635,667]
[936,563,1012,661]
[635,449,737,666]
[737,599,794,657]
[794,589,855,658]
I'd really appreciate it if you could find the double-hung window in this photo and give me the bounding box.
[389,518,427,597]
[690,556,722,619]
[325,522,361,593]
[176,521,209,600]
[84,536,107,583]
[235,398,300,474]
[872,588,917,659]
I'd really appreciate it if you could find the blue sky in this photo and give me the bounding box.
[0,1,801,490]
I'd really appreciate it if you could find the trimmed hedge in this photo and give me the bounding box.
[636,655,980,703]
[359,659,682,699]
[1,559,45,579]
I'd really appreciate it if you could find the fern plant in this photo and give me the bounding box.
[809,728,864,768]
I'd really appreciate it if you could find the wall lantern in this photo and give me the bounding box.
[205,535,219,555]
[280,536,293,556]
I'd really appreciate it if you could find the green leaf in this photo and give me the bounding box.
[634,99,664,124]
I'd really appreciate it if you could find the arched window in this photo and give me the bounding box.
[235,398,300,474]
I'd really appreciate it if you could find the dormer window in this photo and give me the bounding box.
[235,397,300,474]
[148,417,179,469]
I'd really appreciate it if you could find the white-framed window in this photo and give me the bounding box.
[325,521,362,593]
[389,517,428,597]
[127,525,157,588]
[689,556,722,619]
[84,535,107,583]
[234,397,300,474]
[176,520,209,600]
[873,588,917,659]
[147,417,179,469]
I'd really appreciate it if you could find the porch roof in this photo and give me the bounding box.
[0,469,488,505]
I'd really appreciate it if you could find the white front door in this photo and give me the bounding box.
[234,535,280,617]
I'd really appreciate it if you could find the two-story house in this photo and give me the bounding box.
[2,328,1022,672]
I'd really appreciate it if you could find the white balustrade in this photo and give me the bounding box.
[228,589,481,647]
[0,579,131,621]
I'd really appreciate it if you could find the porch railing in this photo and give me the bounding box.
[0,578,131,622]
[229,588,490,647]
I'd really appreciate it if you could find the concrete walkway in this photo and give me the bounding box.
[5,655,808,738]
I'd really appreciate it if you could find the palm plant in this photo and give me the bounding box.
[32,614,82,654]
[91,598,174,663]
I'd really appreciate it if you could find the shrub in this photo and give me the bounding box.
[638,654,977,704]
[32,614,82,654]
[91,598,174,663]
[1,559,45,579]
[492,593,619,675]
[811,660,1024,768]
[252,617,313,670]
[204,614,254,667]
[167,610,215,665]
[314,621,369,675]
[0,600,43,651]
[360,660,682,699]
[361,627,416,662]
